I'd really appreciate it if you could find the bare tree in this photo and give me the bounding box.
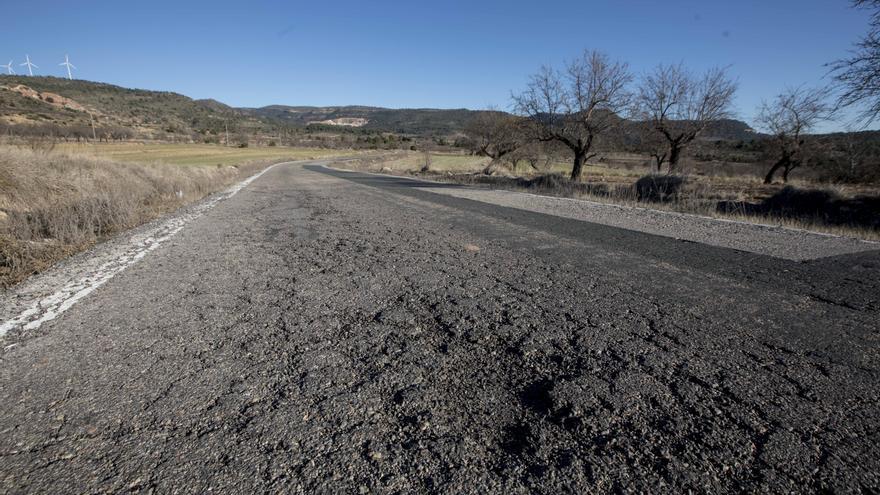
[829,0,880,124]
[421,150,432,172]
[465,110,523,163]
[634,64,737,172]
[513,50,632,180]
[756,87,833,184]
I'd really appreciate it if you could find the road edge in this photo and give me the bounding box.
[0,160,298,341]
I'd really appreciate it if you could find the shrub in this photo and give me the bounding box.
[635,175,686,202]
[716,186,880,229]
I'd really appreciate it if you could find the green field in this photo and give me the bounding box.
[56,142,356,167]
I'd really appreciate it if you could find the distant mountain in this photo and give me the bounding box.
[243,105,482,135]
[702,119,763,141]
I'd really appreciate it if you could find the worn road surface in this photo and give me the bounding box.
[1,162,879,493]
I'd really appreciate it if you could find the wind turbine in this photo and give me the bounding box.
[20,55,37,76]
[0,61,14,75]
[59,54,75,80]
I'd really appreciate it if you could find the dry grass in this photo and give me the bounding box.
[0,144,325,287]
[562,183,880,241]
[54,142,353,166]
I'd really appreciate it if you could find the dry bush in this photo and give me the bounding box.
[717,186,880,230]
[634,175,686,202]
[0,146,271,287]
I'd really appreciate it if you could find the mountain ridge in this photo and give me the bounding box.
[0,76,767,141]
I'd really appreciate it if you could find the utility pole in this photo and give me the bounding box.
[225,122,229,147]
[88,111,97,141]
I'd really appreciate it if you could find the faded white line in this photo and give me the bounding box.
[0,162,283,337]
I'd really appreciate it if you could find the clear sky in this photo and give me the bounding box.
[0,0,872,131]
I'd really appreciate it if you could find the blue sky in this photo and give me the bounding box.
[0,0,872,131]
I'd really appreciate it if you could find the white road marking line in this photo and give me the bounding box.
[0,162,283,337]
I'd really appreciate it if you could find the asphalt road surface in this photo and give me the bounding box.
[1,161,879,493]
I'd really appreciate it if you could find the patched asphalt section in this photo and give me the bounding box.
[312,165,880,312]
[1,162,878,493]
[419,185,878,261]
[325,165,879,261]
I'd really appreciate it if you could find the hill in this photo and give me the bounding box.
[0,77,487,139]
[0,76,266,140]
[703,119,762,141]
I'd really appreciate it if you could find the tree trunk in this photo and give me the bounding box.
[570,152,585,180]
[651,153,664,172]
[668,144,682,173]
[763,156,788,184]
[781,160,799,183]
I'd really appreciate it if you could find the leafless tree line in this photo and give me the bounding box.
[469,50,744,181]
[479,50,744,181]
[474,0,880,185]
[465,44,865,184]
[0,122,133,143]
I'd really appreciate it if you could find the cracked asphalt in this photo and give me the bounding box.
[1,161,879,493]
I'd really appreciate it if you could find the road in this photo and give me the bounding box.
[1,161,878,493]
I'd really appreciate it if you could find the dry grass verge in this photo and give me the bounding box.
[0,146,284,287]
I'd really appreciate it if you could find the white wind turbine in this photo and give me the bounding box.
[59,54,75,80]
[20,55,37,76]
[0,60,14,75]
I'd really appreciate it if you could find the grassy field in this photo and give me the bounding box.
[55,142,353,167]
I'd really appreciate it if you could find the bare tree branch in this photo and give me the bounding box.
[829,0,880,124]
